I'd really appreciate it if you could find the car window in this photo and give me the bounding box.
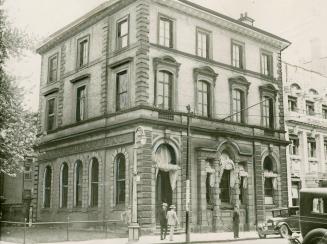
[281,209,288,217]
[312,198,326,214]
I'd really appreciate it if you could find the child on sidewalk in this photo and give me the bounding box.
[167,205,179,241]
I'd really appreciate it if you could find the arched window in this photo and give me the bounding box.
[157,71,172,110]
[60,163,68,208]
[89,158,99,207]
[43,166,52,208]
[198,80,210,117]
[74,160,83,207]
[116,154,126,205]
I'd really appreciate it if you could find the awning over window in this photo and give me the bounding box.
[155,145,180,190]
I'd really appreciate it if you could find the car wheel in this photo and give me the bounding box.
[258,232,266,239]
[303,228,327,244]
[279,224,290,238]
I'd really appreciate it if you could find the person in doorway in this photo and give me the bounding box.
[233,204,240,238]
[167,205,179,241]
[159,202,168,240]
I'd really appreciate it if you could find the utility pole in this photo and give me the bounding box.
[185,105,191,243]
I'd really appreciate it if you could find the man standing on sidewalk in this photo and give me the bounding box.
[159,202,168,240]
[233,205,240,238]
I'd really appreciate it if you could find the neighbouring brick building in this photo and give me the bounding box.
[35,0,290,233]
[283,62,327,206]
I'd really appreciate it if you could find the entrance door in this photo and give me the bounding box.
[156,170,172,224]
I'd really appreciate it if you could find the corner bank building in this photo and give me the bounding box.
[35,0,291,233]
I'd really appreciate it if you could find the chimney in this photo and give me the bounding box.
[238,12,255,26]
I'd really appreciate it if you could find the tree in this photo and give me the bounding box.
[0,1,38,175]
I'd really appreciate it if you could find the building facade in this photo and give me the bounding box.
[283,62,327,206]
[35,0,290,232]
[0,157,35,221]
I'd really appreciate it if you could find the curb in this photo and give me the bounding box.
[156,237,259,244]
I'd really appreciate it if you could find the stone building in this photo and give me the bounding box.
[35,0,290,233]
[283,62,327,206]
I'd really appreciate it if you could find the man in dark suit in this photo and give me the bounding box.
[159,202,168,240]
[233,205,240,238]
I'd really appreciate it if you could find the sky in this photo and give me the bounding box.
[4,0,327,112]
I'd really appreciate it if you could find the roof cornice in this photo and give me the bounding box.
[36,0,135,54]
[169,0,290,50]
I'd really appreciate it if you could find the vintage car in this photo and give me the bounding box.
[300,188,327,244]
[257,206,300,238]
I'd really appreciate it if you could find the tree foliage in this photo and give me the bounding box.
[0,2,38,175]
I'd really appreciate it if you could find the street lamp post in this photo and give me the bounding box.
[128,126,146,242]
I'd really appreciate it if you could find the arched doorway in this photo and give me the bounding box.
[155,144,177,224]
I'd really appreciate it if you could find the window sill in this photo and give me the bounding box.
[308,158,318,162]
[114,46,130,56]
[113,204,126,211]
[220,203,233,210]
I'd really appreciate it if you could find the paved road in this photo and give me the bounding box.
[211,237,289,244]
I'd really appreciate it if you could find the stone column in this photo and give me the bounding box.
[317,134,325,175]
[212,159,221,232]
[298,131,307,187]
[197,159,209,232]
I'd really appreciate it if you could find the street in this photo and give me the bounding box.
[211,237,288,244]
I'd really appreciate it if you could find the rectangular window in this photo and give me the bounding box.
[307,138,316,158]
[232,89,245,123]
[76,86,86,122]
[197,30,209,59]
[116,70,128,111]
[220,170,230,203]
[77,37,89,68]
[322,105,327,119]
[197,81,210,117]
[312,198,326,214]
[46,98,56,131]
[288,96,298,112]
[48,54,58,83]
[157,71,172,110]
[289,137,299,155]
[262,96,274,129]
[232,43,244,69]
[159,17,173,48]
[117,18,129,49]
[261,52,273,77]
[306,101,315,115]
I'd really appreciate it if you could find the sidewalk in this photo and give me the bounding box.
[0,231,260,244]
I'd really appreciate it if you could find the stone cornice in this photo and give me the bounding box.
[287,120,327,131]
[164,0,290,49]
[37,106,288,150]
